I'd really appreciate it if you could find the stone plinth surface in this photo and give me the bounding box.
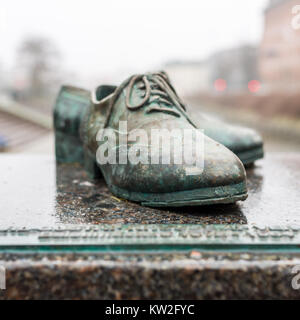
[0,153,300,299]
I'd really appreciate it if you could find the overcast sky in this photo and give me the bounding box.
[0,0,268,84]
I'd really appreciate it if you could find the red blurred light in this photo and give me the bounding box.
[214,79,227,92]
[248,80,261,93]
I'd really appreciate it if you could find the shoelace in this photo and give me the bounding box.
[97,72,193,128]
[126,72,186,118]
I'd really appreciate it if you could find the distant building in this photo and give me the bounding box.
[259,0,300,92]
[164,61,212,97]
[164,45,258,96]
[209,45,258,92]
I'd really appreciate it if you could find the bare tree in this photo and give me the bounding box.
[17,37,61,98]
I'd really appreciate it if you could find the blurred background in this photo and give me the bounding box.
[0,0,299,154]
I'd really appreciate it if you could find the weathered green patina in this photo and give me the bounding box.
[54,86,90,163]
[192,115,264,165]
[54,72,247,207]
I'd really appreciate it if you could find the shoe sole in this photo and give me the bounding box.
[107,181,248,207]
[236,146,264,166]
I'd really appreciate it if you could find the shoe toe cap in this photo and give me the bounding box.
[109,138,247,194]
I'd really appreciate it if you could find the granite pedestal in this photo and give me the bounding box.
[0,153,300,299]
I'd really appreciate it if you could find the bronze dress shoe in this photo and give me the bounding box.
[54,73,247,207]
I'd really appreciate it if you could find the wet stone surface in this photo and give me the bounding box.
[1,153,300,299]
[0,153,300,228]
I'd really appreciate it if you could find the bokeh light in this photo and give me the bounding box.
[214,78,227,92]
[248,80,261,93]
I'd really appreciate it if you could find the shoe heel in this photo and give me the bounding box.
[83,150,102,179]
[54,86,90,164]
[55,131,84,164]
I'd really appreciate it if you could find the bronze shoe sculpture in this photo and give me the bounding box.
[54,72,247,207]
